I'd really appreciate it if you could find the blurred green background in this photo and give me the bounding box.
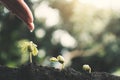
[1,0,120,76]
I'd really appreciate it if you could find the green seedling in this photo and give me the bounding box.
[19,41,38,63]
[50,57,58,62]
[50,55,65,69]
[57,55,65,69]
[82,64,91,73]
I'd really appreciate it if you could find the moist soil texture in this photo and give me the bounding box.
[0,63,120,80]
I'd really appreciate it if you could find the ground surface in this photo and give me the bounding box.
[0,63,120,80]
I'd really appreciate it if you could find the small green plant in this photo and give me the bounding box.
[18,40,38,63]
[82,64,91,73]
[50,57,58,62]
[57,55,65,69]
[50,55,65,69]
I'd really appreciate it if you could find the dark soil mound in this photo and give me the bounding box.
[0,63,120,80]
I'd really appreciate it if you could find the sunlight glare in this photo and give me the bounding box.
[78,0,120,10]
[35,28,46,38]
[31,0,39,3]
[66,0,73,2]
[38,49,46,58]
[52,30,77,48]
[78,0,111,9]
[35,1,60,27]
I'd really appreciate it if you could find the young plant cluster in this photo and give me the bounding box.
[50,55,65,70]
[50,55,92,73]
[19,41,92,72]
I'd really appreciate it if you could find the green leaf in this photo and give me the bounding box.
[18,40,38,56]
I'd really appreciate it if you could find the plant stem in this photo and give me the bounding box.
[30,52,32,63]
[61,63,65,70]
[89,68,91,73]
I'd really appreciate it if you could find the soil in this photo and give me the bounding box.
[0,63,120,80]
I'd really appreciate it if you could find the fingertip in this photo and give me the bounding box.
[30,30,33,32]
[28,22,34,32]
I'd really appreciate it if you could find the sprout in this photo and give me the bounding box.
[27,41,38,63]
[50,55,65,69]
[83,64,91,73]
[57,55,65,64]
[50,57,58,62]
[18,40,38,63]
[57,55,65,69]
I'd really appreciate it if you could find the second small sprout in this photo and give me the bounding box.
[82,64,91,73]
[57,55,65,69]
[50,55,65,70]
[50,57,58,62]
